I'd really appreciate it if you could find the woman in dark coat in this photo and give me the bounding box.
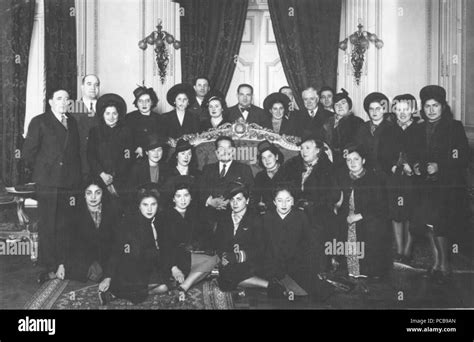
[387,94,423,264]
[67,180,120,283]
[87,93,132,198]
[215,181,285,296]
[322,89,364,170]
[199,94,229,132]
[413,85,470,279]
[261,186,312,297]
[253,140,286,214]
[355,92,402,177]
[158,178,218,295]
[98,187,168,305]
[124,86,168,158]
[128,133,170,193]
[162,83,200,139]
[336,144,391,279]
[263,92,295,135]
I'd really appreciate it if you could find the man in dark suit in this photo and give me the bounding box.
[227,84,271,129]
[292,86,334,140]
[22,89,82,282]
[188,76,211,122]
[70,74,100,180]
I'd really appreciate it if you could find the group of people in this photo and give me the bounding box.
[21,73,470,305]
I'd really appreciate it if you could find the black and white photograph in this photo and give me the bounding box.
[0,0,473,337]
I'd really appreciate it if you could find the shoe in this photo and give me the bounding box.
[267,279,287,298]
[98,290,113,306]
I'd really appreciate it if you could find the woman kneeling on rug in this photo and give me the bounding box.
[158,177,218,296]
[98,186,168,305]
[215,181,286,297]
[67,179,120,283]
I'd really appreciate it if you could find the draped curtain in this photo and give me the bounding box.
[178,0,248,96]
[0,0,35,186]
[268,0,342,109]
[44,0,77,100]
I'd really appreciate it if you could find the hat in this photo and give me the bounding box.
[224,179,249,200]
[133,86,159,107]
[166,83,195,107]
[333,88,352,110]
[175,139,193,153]
[363,92,389,114]
[202,89,227,109]
[263,92,290,113]
[96,93,127,119]
[392,93,417,112]
[144,133,168,151]
[419,85,446,106]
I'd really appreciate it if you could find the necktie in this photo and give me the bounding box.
[370,123,378,136]
[301,164,313,191]
[61,114,68,129]
[231,213,242,235]
[310,110,315,118]
[220,163,227,178]
[90,102,95,115]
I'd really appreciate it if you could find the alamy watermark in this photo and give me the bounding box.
[324,239,365,259]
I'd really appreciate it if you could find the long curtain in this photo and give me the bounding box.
[44,0,77,100]
[268,0,342,109]
[178,0,248,96]
[0,0,35,186]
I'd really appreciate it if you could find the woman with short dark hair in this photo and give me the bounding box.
[98,186,168,305]
[199,92,229,132]
[262,93,295,135]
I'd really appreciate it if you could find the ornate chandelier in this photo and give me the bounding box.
[138,19,181,84]
[339,24,384,85]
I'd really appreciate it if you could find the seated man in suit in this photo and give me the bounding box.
[200,136,254,225]
[188,76,211,122]
[227,84,271,129]
[70,74,100,180]
[292,86,334,140]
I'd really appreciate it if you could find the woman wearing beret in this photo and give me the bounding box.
[98,187,168,305]
[387,94,423,265]
[128,133,170,203]
[413,85,470,279]
[158,179,218,296]
[263,92,295,135]
[335,144,391,279]
[124,86,168,158]
[87,93,132,198]
[215,181,286,297]
[355,92,402,178]
[253,140,286,214]
[67,180,120,283]
[162,83,200,139]
[199,93,229,132]
[322,89,364,170]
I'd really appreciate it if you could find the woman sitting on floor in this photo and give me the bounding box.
[98,186,168,305]
[261,185,312,297]
[67,180,120,283]
[215,181,285,297]
[158,177,218,296]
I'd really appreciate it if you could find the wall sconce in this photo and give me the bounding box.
[339,23,384,85]
[138,19,181,84]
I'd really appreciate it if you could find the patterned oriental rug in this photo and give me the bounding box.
[24,278,234,310]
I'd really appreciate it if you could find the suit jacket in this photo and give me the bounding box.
[124,110,168,152]
[188,97,207,122]
[271,116,295,136]
[227,104,271,129]
[214,209,263,266]
[292,106,334,139]
[70,100,99,177]
[355,119,402,175]
[200,160,254,204]
[128,159,170,191]
[162,109,200,139]
[22,110,82,188]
